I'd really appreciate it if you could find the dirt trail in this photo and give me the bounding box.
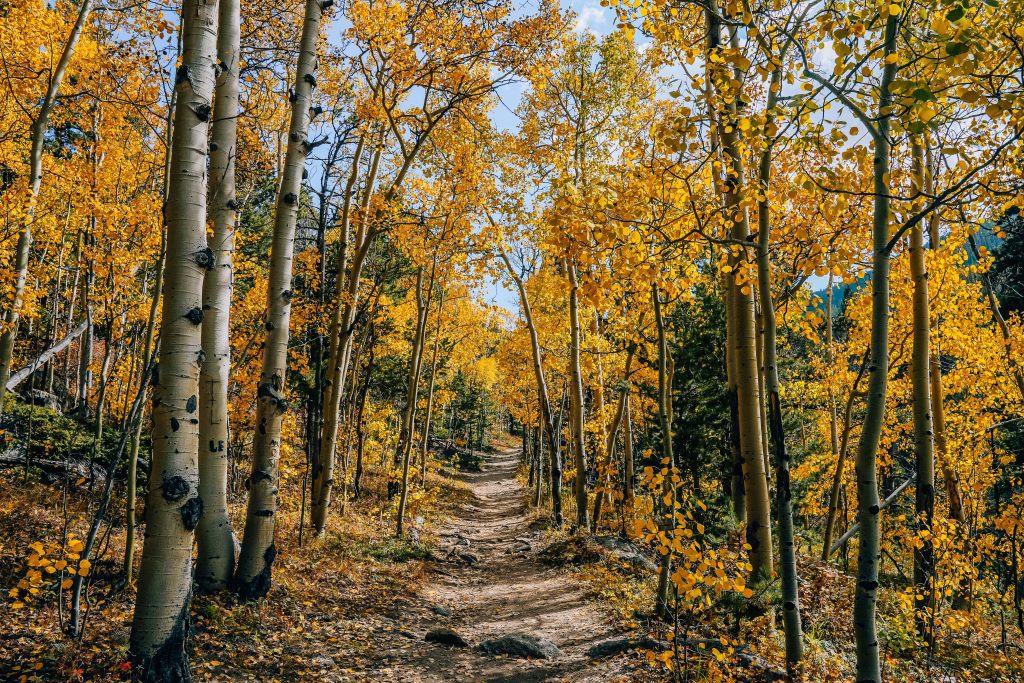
[360,447,632,682]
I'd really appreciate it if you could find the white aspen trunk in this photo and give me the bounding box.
[565,259,588,530]
[853,16,899,681]
[128,0,219,677]
[195,0,239,593]
[910,136,936,642]
[233,0,323,600]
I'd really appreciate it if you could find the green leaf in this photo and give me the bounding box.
[946,5,965,21]
[982,0,999,7]
[945,41,969,56]
[911,87,936,101]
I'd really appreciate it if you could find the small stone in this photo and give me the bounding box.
[430,605,451,616]
[425,628,469,648]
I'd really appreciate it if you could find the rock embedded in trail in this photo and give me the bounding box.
[479,634,562,660]
[430,605,451,616]
[425,627,470,648]
[587,636,670,659]
[455,551,479,565]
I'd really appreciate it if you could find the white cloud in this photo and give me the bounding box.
[572,0,610,34]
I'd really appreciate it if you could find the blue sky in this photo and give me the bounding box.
[480,0,617,312]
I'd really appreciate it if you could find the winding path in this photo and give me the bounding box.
[360,447,632,682]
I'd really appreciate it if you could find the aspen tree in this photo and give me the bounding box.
[707,2,772,578]
[234,0,325,600]
[850,17,897,679]
[0,0,95,418]
[498,246,563,526]
[804,10,901,678]
[128,0,219,675]
[196,0,240,593]
[418,291,446,481]
[566,258,589,530]
[755,54,803,669]
[652,284,675,617]
[923,142,965,523]
[910,137,936,641]
[312,143,381,534]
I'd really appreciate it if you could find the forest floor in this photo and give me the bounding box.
[1,444,645,682]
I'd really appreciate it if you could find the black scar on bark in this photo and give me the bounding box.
[283,192,297,205]
[162,475,189,501]
[249,469,272,487]
[746,519,762,551]
[233,544,276,602]
[180,496,203,531]
[255,509,274,517]
[170,416,180,432]
[186,395,197,413]
[195,246,215,270]
[128,597,192,682]
[174,64,193,88]
[193,103,211,122]
[185,307,203,325]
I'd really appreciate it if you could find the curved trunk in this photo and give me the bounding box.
[129,0,219,676]
[195,0,240,593]
[234,0,323,600]
[852,16,899,681]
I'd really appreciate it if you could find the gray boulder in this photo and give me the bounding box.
[479,634,562,659]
